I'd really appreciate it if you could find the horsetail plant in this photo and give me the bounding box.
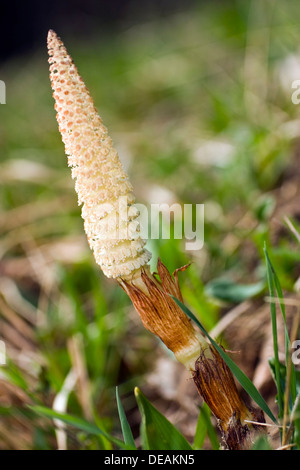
[47,30,265,450]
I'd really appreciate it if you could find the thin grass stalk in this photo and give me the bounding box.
[264,246,284,421]
[286,394,300,444]
[271,262,297,404]
[282,310,300,446]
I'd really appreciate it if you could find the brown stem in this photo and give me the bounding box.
[192,345,266,450]
[121,260,266,449]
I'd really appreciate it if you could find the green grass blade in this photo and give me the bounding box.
[206,278,265,303]
[1,359,29,391]
[251,434,273,450]
[264,246,285,418]
[116,387,136,449]
[264,246,297,404]
[290,394,300,449]
[134,387,193,450]
[193,403,219,450]
[171,296,278,424]
[28,405,127,449]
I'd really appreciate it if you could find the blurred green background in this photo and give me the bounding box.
[1,0,300,449]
